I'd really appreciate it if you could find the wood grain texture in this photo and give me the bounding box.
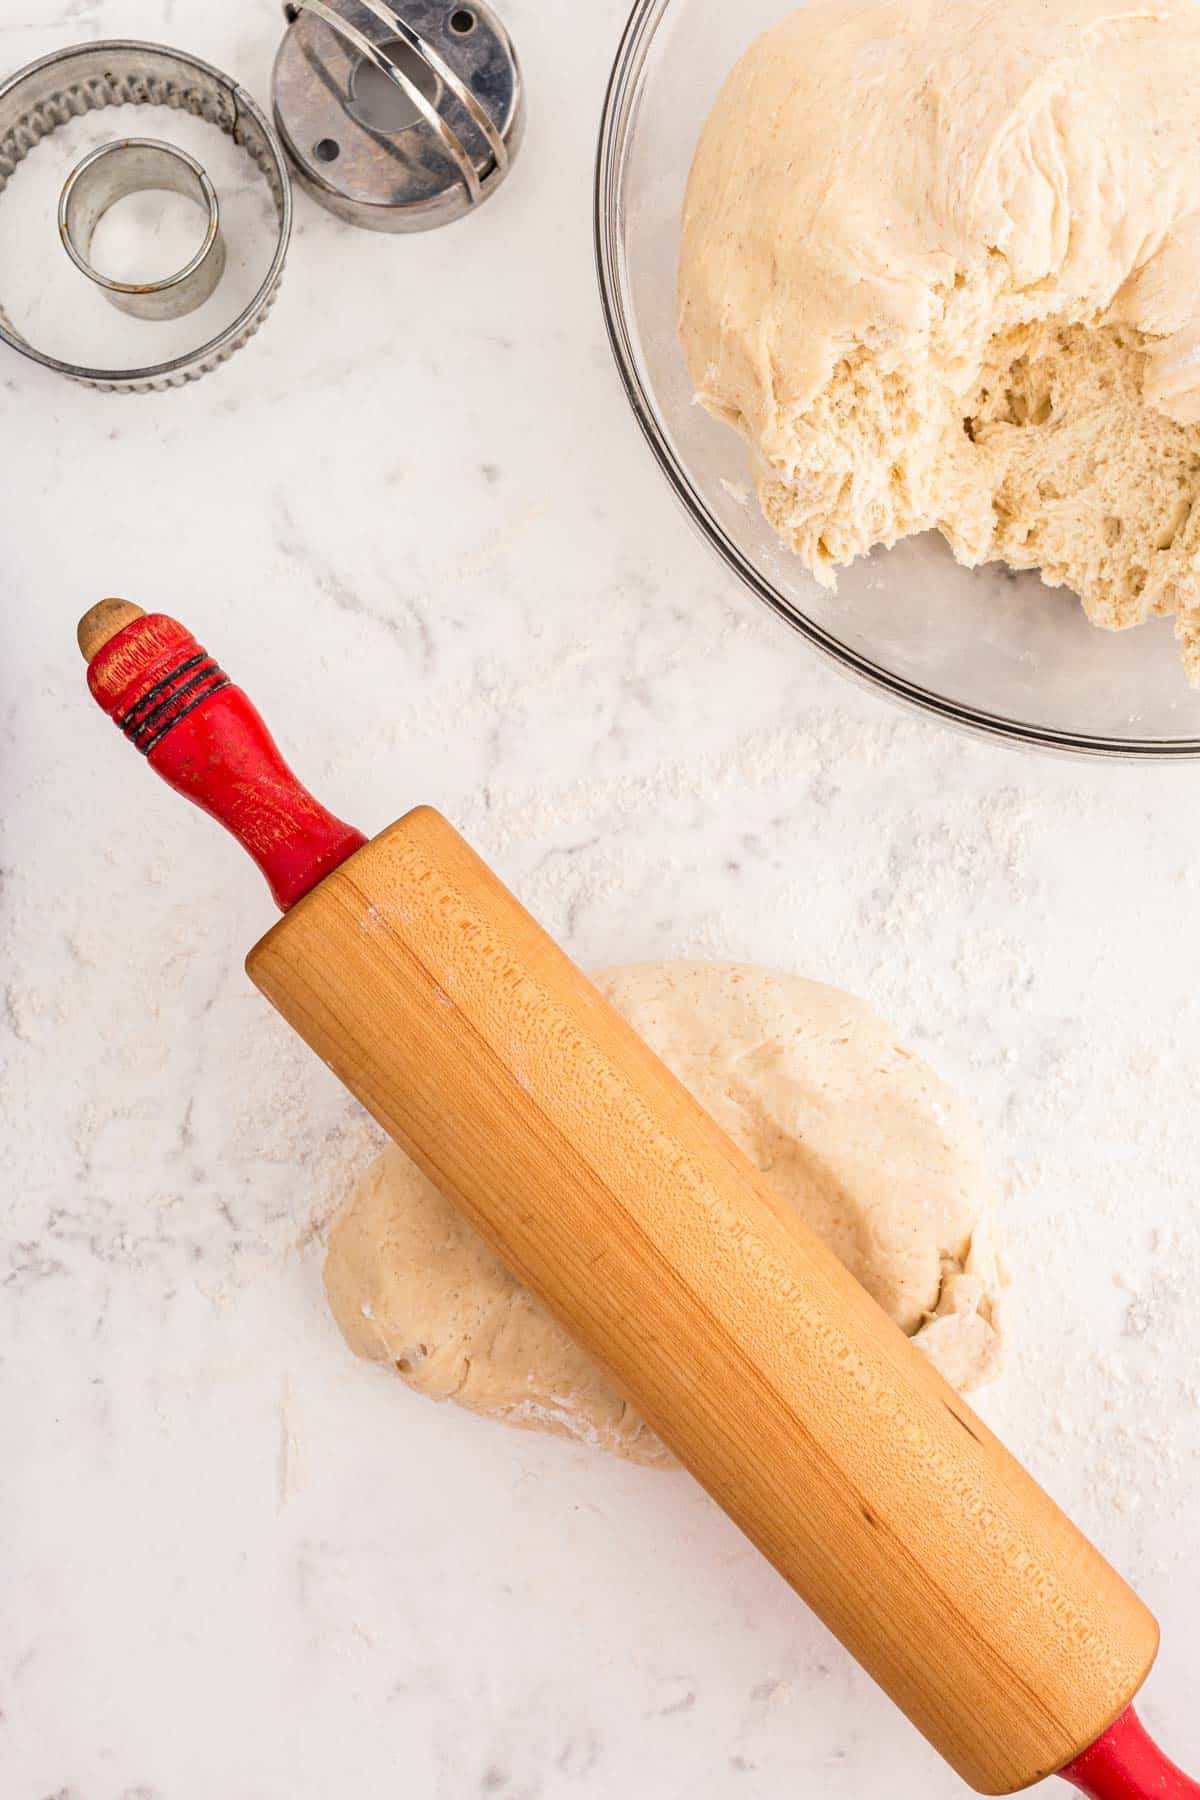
[247,806,1157,1793]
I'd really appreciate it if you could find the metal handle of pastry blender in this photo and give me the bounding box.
[77,599,1197,1800]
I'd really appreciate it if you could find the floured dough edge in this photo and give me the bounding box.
[678,0,1200,679]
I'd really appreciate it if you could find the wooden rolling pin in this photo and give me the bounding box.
[79,601,1198,1800]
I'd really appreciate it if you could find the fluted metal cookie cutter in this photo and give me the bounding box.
[59,137,227,322]
[0,40,292,391]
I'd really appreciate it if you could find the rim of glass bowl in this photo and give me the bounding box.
[593,0,1200,760]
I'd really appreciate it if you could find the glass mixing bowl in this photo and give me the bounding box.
[595,0,1200,756]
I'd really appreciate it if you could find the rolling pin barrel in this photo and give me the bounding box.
[79,603,1162,1796]
[246,804,1157,1794]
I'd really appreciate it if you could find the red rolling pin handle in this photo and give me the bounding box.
[76,600,1198,1797]
[81,603,365,910]
[1063,1710,1200,1800]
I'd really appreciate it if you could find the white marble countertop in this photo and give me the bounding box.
[4,1,1200,1795]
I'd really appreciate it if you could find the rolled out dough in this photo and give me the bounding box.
[678,0,1200,678]
[324,963,1004,1465]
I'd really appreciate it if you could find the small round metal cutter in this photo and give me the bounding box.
[59,138,227,322]
[272,0,523,232]
[0,40,292,391]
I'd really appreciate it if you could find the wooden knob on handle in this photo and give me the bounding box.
[77,598,145,663]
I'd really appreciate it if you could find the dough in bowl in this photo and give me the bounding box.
[324,963,1004,1465]
[678,0,1200,679]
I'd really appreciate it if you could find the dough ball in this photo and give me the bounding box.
[324,963,1004,1465]
[678,0,1200,678]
